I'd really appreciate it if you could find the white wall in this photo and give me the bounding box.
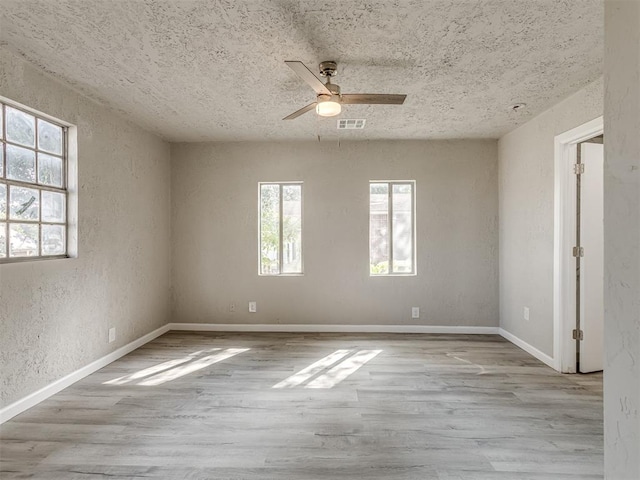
[498,78,603,356]
[0,47,172,408]
[603,1,639,477]
[171,140,498,328]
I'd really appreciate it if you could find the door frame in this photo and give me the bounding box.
[553,116,603,373]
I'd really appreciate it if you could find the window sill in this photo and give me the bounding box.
[0,254,70,265]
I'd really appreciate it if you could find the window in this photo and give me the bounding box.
[259,182,303,275]
[369,181,415,275]
[0,101,68,261]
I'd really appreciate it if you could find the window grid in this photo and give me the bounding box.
[259,182,303,276]
[369,180,416,276]
[0,101,68,262]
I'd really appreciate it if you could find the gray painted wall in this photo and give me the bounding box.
[498,78,603,356]
[171,140,498,327]
[0,47,172,408]
[603,1,639,477]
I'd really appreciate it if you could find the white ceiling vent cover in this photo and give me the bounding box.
[337,119,366,129]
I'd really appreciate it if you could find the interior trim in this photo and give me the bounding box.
[3,323,544,424]
[0,324,170,424]
[553,115,604,373]
[169,323,500,334]
[499,327,555,369]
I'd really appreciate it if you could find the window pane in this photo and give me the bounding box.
[0,101,68,263]
[369,183,389,274]
[38,119,63,154]
[10,186,39,221]
[42,190,65,223]
[392,184,413,273]
[38,153,63,187]
[9,223,38,257]
[6,107,35,148]
[260,184,280,274]
[6,144,36,183]
[282,184,302,273]
[0,183,5,219]
[42,224,65,256]
[0,222,5,258]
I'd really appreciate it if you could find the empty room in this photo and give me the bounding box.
[0,1,638,479]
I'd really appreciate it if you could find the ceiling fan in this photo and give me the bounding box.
[283,60,407,120]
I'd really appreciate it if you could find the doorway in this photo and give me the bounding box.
[553,117,604,373]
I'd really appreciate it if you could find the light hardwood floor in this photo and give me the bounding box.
[1,332,603,479]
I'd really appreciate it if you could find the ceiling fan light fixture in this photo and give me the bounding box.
[283,61,406,121]
[316,95,341,117]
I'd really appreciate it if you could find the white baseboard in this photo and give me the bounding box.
[168,322,500,335]
[0,324,170,424]
[0,322,528,425]
[499,328,556,369]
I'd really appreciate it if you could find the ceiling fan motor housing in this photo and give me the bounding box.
[319,61,338,77]
[317,93,341,103]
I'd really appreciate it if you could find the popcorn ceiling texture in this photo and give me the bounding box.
[1,0,602,142]
[0,47,172,408]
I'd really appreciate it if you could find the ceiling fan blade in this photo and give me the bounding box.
[285,61,331,95]
[283,102,317,120]
[341,94,407,105]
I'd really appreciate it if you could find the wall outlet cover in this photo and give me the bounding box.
[108,327,116,343]
[249,301,257,313]
[411,307,420,319]
[524,307,530,321]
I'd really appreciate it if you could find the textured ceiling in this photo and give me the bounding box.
[1,0,602,142]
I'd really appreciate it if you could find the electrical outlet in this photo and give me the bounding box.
[411,307,420,319]
[249,301,257,313]
[108,327,116,343]
[524,307,530,321]
[229,302,236,313]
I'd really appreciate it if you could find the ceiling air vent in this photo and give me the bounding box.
[337,119,366,130]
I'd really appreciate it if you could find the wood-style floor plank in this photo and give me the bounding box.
[0,332,603,479]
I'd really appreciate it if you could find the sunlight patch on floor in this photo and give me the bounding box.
[103,348,249,386]
[273,349,382,389]
[272,349,351,389]
[306,350,382,388]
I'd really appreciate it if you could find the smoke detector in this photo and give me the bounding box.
[337,119,366,129]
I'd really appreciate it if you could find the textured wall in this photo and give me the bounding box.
[603,1,639,477]
[171,140,498,327]
[498,78,603,356]
[0,47,172,408]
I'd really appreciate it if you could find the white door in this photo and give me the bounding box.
[579,142,604,373]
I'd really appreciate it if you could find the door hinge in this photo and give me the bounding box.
[573,163,585,174]
[572,329,584,341]
[572,246,584,257]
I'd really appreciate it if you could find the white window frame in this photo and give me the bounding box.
[0,97,77,263]
[258,181,303,276]
[369,180,417,276]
